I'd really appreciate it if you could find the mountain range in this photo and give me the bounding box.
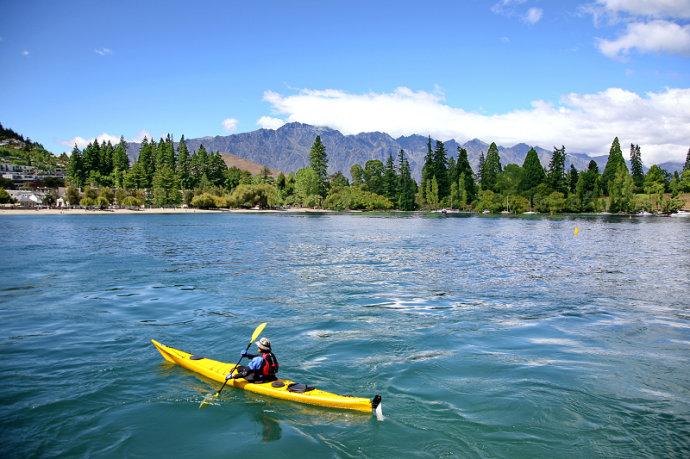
[126,123,685,179]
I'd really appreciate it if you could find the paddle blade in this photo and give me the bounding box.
[199,389,222,409]
[199,394,214,409]
[250,322,268,344]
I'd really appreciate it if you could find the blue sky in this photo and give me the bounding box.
[2,0,689,163]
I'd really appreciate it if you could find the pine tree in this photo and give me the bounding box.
[137,137,156,188]
[447,156,458,186]
[568,164,579,194]
[481,142,502,192]
[111,136,129,188]
[177,135,191,189]
[125,161,146,189]
[420,136,434,201]
[152,165,181,206]
[601,137,627,195]
[113,136,130,172]
[191,144,209,186]
[207,152,227,186]
[68,145,85,188]
[397,150,416,211]
[82,141,100,176]
[383,154,397,201]
[630,143,644,191]
[477,152,485,185]
[432,140,449,199]
[309,135,328,197]
[100,141,114,176]
[164,134,176,169]
[154,137,166,169]
[520,148,546,192]
[588,160,599,174]
[547,146,567,193]
[456,147,477,203]
[576,166,601,212]
[684,147,690,171]
[608,165,634,213]
[458,173,468,208]
[426,177,439,209]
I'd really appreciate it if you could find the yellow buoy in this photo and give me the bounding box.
[574,226,579,236]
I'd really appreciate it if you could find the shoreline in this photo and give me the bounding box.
[0,207,333,215]
[1,207,687,217]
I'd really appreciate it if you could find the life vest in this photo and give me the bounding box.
[259,351,279,377]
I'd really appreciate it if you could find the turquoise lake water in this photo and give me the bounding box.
[1,213,689,457]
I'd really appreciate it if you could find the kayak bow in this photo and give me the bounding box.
[151,339,382,414]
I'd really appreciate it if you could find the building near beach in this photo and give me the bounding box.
[6,190,45,207]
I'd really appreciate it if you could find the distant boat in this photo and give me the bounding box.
[482,209,490,214]
[523,211,537,215]
[637,211,653,216]
[671,210,690,217]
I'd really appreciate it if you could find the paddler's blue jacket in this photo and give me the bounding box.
[246,356,263,371]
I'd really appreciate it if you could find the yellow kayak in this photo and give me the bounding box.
[151,339,381,414]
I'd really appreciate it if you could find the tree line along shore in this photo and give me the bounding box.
[2,130,690,214]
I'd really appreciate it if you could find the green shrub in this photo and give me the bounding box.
[0,188,13,204]
[227,183,280,209]
[302,194,323,208]
[79,197,97,207]
[323,186,393,211]
[191,193,217,209]
[121,196,144,207]
[213,194,230,208]
[507,195,530,213]
[545,191,566,214]
[475,189,504,213]
[94,196,110,209]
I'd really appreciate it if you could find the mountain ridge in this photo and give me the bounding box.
[126,123,685,179]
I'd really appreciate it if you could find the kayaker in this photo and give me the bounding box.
[227,337,279,383]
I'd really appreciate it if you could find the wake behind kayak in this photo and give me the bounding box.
[151,339,382,414]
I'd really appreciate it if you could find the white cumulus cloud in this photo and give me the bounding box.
[61,131,152,151]
[222,118,238,132]
[257,116,286,130]
[524,7,543,24]
[596,0,690,19]
[61,133,120,149]
[598,19,690,58]
[94,47,112,56]
[261,86,690,164]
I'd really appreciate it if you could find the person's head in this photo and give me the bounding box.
[256,337,271,352]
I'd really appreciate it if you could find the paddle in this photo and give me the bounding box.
[199,322,267,408]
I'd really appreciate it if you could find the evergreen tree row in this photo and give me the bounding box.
[67,135,233,205]
[65,132,690,213]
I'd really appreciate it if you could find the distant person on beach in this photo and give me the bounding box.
[227,337,279,383]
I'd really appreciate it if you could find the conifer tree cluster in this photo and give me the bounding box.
[344,150,417,210]
[67,134,232,206]
[418,139,479,209]
[61,131,688,213]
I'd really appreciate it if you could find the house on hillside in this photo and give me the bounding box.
[1,162,38,182]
